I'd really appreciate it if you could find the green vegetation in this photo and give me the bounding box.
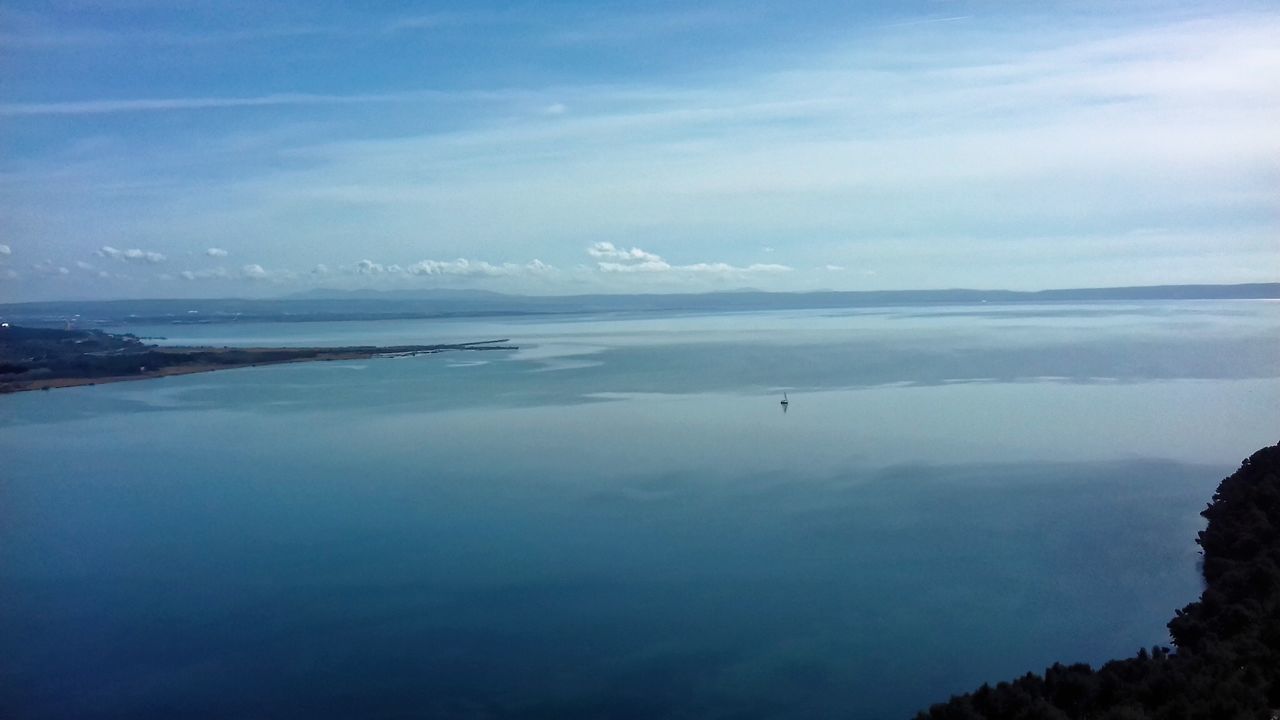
[916,442,1280,719]
[0,325,516,393]
[0,325,150,378]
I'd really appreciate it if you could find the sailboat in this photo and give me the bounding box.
[780,392,789,410]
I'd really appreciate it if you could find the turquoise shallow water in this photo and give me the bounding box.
[2,301,1278,719]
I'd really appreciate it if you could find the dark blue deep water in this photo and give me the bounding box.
[3,302,1278,718]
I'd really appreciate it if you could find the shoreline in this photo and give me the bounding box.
[0,339,516,395]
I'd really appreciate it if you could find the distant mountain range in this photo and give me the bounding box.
[2,283,1277,327]
[285,287,515,302]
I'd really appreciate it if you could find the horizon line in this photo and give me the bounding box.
[3,281,1279,307]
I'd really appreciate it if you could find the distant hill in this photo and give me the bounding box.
[1,283,1277,327]
[285,287,513,302]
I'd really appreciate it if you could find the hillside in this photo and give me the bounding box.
[916,443,1280,719]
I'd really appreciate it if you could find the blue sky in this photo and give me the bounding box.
[1,0,1277,300]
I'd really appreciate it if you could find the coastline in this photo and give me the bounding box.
[0,339,516,395]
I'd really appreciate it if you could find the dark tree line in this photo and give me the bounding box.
[915,442,1280,720]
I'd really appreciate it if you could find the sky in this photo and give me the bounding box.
[1,0,1277,301]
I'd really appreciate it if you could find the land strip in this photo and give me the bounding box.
[0,326,515,394]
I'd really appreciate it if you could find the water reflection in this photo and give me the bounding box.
[3,302,1279,719]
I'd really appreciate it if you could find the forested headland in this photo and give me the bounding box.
[916,442,1280,719]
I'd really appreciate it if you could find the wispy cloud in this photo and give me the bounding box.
[98,246,165,263]
[4,5,761,50]
[241,263,289,281]
[31,260,70,276]
[545,6,767,46]
[0,25,340,49]
[179,266,239,281]
[3,7,1277,299]
[882,15,971,29]
[382,11,510,34]
[0,92,421,117]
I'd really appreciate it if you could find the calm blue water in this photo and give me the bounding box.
[3,301,1278,719]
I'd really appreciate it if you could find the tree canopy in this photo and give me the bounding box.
[916,442,1280,720]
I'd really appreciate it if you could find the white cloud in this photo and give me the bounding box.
[588,243,791,275]
[236,264,297,282]
[342,257,558,281]
[241,263,269,279]
[125,249,165,263]
[406,258,518,277]
[205,247,229,257]
[588,242,664,264]
[595,260,671,273]
[31,261,70,276]
[76,260,96,271]
[542,102,568,115]
[825,264,845,271]
[0,244,10,256]
[99,246,165,263]
[526,259,555,274]
[179,267,230,281]
[311,263,331,276]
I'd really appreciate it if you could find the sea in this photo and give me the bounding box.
[3,300,1278,719]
